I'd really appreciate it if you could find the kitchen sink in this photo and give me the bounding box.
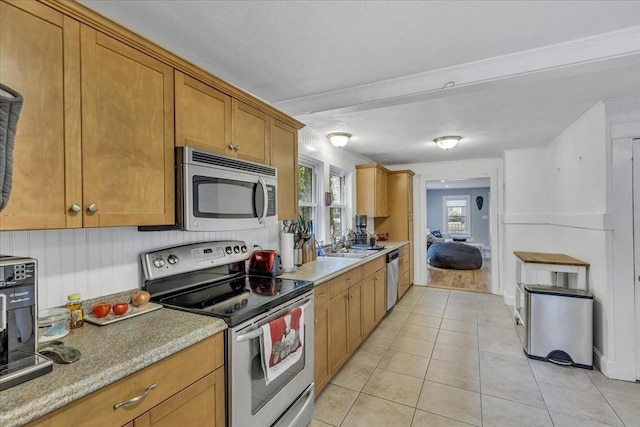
[324,251,373,259]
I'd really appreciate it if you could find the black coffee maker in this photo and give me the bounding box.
[355,215,368,245]
[0,255,52,391]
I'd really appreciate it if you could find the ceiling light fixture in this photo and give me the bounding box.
[327,132,351,148]
[434,136,461,150]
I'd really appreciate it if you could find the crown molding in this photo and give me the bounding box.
[275,27,640,116]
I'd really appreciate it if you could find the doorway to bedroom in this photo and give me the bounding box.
[426,178,492,293]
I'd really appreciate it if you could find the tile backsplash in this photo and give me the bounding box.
[0,225,280,309]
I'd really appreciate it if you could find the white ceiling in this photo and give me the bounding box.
[81,0,640,165]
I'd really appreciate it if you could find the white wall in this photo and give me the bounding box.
[502,101,630,377]
[0,225,280,310]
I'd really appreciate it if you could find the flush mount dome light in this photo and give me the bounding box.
[327,132,351,148]
[434,136,461,150]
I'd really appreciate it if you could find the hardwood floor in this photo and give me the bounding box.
[426,256,491,293]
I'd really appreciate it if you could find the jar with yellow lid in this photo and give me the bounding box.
[66,293,84,329]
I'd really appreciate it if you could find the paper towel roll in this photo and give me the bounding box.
[280,233,295,272]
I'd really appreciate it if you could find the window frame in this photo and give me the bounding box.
[329,166,346,236]
[442,194,471,237]
[297,155,320,234]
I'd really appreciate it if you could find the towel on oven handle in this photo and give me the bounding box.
[259,306,304,385]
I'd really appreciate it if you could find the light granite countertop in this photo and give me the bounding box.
[0,299,227,427]
[1,241,408,426]
[281,240,409,284]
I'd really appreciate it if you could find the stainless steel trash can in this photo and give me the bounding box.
[524,285,593,369]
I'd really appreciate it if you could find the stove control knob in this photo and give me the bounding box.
[167,254,179,265]
[241,245,248,253]
[233,303,240,310]
[233,246,240,254]
[153,256,165,269]
[225,246,232,254]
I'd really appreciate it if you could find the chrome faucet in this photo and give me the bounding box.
[331,234,343,253]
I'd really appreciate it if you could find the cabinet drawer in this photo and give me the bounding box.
[331,267,362,297]
[28,334,223,427]
[363,256,385,277]
[314,282,330,306]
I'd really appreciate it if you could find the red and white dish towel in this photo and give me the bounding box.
[259,306,304,385]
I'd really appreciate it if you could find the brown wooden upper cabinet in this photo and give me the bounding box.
[270,119,298,220]
[80,25,175,228]
[231,99,270,164]
[0,1,82,230]
[0,0,305,231]
[356,164,389,217]
[0,2,175,230]
[175,70,232,155]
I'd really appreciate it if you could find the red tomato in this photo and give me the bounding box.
[92,302,111,318]
[112,302,129,315]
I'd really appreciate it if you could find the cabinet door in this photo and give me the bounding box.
[80,26,174,227]
[314,299,330,394]
[375,168,388,217]
[271,119,298,220]
[231,99,270,164]
[361,274,376,336]
[373,268,387,323]
[175,71,231,155]
[348,283,363,352]
[134,368,225,427]
[0,1,82,230]
[328,290,349,374]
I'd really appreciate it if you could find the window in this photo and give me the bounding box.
[442,195,471,236]
[329,166,346,236]
[298,157,318,232]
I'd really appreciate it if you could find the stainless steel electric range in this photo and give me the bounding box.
[141,241,315,427]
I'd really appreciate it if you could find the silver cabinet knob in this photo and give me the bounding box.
[234,144,240,151]
[87,204,99,213]
[228,144,235,151]
[70,204,81,213]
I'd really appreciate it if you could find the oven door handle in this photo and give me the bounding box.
[235,297,313,343]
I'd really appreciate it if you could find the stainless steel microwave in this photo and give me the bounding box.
[176,147,278,231]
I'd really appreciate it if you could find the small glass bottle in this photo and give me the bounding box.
[66,293,84,329]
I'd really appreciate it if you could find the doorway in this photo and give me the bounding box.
[425,178,493,293]
[634,138,640,381]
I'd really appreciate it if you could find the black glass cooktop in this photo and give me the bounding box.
[154,275,313,327]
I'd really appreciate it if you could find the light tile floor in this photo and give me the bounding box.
[311,286,640,427]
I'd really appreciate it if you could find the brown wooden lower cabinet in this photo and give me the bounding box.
[27,334,225,427]
[398,244,412,299]
[133,368,224,427]
[315,257,387,396]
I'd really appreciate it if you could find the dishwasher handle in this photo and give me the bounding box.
[386,250,399,263]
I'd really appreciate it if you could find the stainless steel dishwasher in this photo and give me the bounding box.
[386,250,399,311]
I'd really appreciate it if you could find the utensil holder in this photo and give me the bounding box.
[293,249,302,267]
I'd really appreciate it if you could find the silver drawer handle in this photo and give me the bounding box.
[114,383,157,409]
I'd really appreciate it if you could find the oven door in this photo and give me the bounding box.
[228,292,314,427]
[181,162,277,231]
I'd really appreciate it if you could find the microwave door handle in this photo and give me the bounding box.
[0,294,6,331]
[258,177,268,224]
